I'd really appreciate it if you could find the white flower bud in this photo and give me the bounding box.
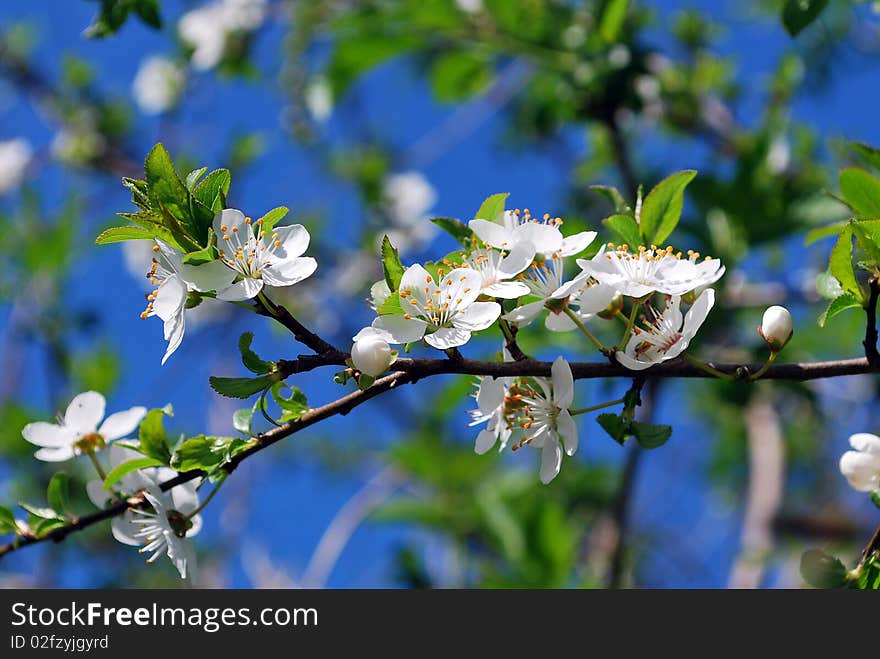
[351,331,393,377]
[758,305,793,352]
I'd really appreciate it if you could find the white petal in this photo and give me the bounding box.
[179,260,238,293]
[98,407,147,441]
[558,231,597,257]
[170,481,200,516]
[502,300,545,325]
[469,218,513,249]
[425,327,471,349]
[155,240,183,272]
[151,275,187,323]
[86,480,109,509]
[477,378,504,414]
[577,283,618,314]
[515,223,562,255]
[682,288,714,340]
[372,315,428,344]
[399,263,433,292]
[557,411,578,456]
[216,277,264,301]
[452,301,500,331]
[839,450,880,492]
[186,514,203,538]
[545,311,577,332]
[551,356,574,408]
[21,422,73,448]
[496,241,536,278]
[262,256,318,287]
[539,439,563,484]
[160,309,186,365]
[441,268,483,310]
[849,433,880,455]
[34,446,76,462]
[271,224,310,259]
[614,350,655,371]
[212,208,247,239]
[111,513,143,546]
[551,274,588,300]
[64,391,106,434]
[475,429,497,455]
[484,280,531,298]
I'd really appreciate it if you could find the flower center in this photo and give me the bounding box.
[218,216,282,278]
[73,432,106,454]
[166,510,192,538]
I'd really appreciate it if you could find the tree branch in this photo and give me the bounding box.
[863,279,880,368]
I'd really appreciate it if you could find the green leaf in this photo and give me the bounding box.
[209,375,273,399]
[46,473,70,515]
[33,517,68,536]
[232,406,255,436]
[430,50,492,102]
[259,206,289,232]
[815,270,844,301]
[171,435,223,473]
[598,0,629,43]
[327,32,419,97]
[597,413,627,444]
[639,170,697,245]
[839,167,880,218]
[800,548,846,588]
[102,457,164,491]
[144,143,193,237]
[630,422,672,449]
[270,383,309,421]
[782,0,829,37]
[185,167,208,191]
[0,505,17,534]
[18,503,60,520]
[377,291,404,315]
[474,192,509,223]
[192,169,231,211]
[871,490,880,510]
[431,217,476,248]
[181,243,217,266]
[850,142,880,171]
[591,185,631,214]
[818,291,864,327]
[603,213,641,248]
[851,220,880,266]
[381,235,405,292]
[95,225,154,245]
[133,0,162,29]
[829,227,863,299]
[138,407,173,464]
[238,332,273,375]
[805,222,848,246]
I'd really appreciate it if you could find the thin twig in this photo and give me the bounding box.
[863,279,880,368]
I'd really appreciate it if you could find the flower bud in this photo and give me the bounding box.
[351,331,393,377]
[758,305,793,352]
[597,293,624,319]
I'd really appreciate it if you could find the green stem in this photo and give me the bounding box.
[186,477,225,520]
[87,451,106,481]
[563,308,607,353]
[569,397,626,416]
[748,351,777,381]
[682,353,734,380]
[257,290,277,317]
[619,300,640,350]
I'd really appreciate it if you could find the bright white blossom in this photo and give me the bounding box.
[759,305,793,352]
[615,289,715,370]
[839,433,880,493]
[131,486,201,579]
[361,264,500,349]
[21,392,145,462]
[0,138,31,195]
[214,208,318,301]
[515,356,578,484]
[469,374,516,454]
[141,240,238,364]
[469,209,595,258]
[304,76,333,122]
[577,244,724,298]
[178,0,266,71]
[351,328,394,377]
[463,243,534,299]
[132,56,185,115]
[382,171,437,254]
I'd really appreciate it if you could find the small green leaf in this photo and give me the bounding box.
[430,50,492,102]
[192,169,231,212]
[630,422,672,449]
[238,332,272,375]
[0,505,17,534]
[829,227,863,299]
[95,225,155,245]
[851,220,880,265]
[377,290,404,315]
[639,170,698,245]
[18,503,60,520]
[782,0,829,37]
[591,185,631,214]
[603,213,641,248]
[103,457,164,491]
[597,413,627,444]
[270,383,309,421]
[381,235,405,292]
[185,167,208,191]
[598,0,629,43]
[839,167,880,218]
[171,435,223,473]
[870,490,880,510]
[181,243,217,266]
[815,270,844,301]
[133,0,162,29]
[144,143,195,239]
[209,375,273,399]
[259,206,289,232]
[233,406,255,436]
[800,548,847,588]
[805,222,848,246]
[33,518,68,536]
[850,142,880,171]
[818,291,864,327]
[474,192,509,223]
[138,407,173,464]
[431,217,476,248]
[47,473,70,515]
[358,374,376,390]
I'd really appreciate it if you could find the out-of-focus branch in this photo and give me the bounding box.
[863,279,880,368]
[728,394,785,588]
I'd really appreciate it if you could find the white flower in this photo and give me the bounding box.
[515,357,578,484]
[132,56,185,115]
[351,328,394,377]
[615,289,715,370]
[86,446,203,549]
[214,208,318,301]
[361,264,500,349]
[469,375,514,454]
[21,391,146,462]
[141,240,238,364]
[220,0,266,30]
[0,138,31,195]
[839,433,880,493]
[383,171,437,227]
[178,4,228,71]
[131,485,201,579]
[304,76,333,122]
[759,305,793,352]
[469,209,596,258]
[456,0,483,13]
[578,245,724,298]
[463,243,534,299]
